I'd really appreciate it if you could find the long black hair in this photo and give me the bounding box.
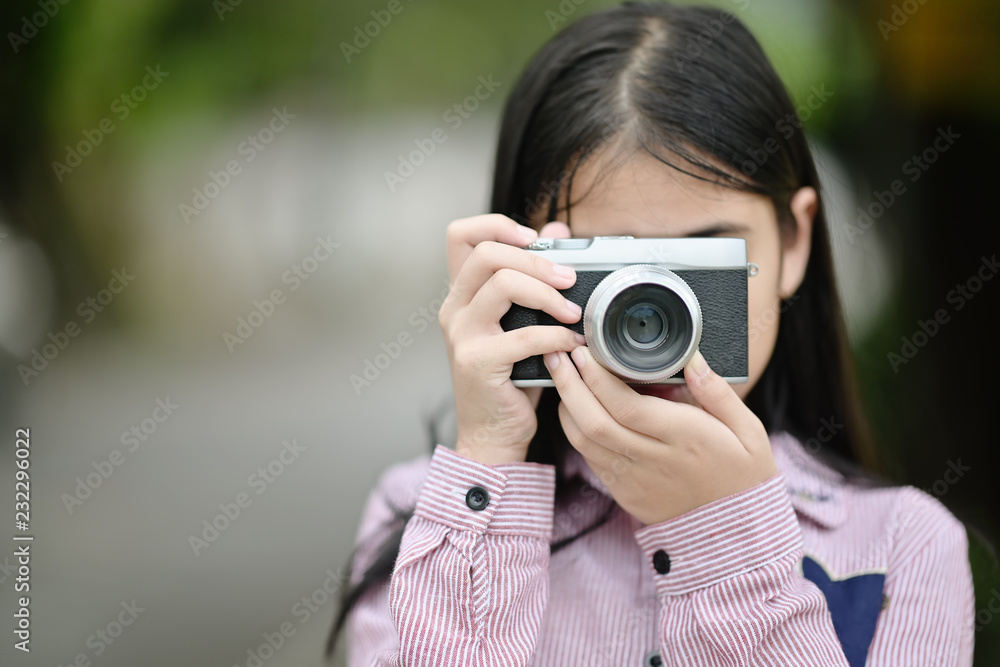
[327,1,878,658]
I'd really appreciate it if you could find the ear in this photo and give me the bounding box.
[779,186,817,299]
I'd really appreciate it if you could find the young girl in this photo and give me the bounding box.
[328,2,975,664]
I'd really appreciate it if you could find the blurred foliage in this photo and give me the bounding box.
[3,0,878,309]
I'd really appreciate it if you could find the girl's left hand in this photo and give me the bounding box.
[543,346,779,526]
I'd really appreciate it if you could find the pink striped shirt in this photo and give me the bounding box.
[347,431,975,666]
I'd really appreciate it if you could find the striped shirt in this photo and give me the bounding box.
[347,431,974,666]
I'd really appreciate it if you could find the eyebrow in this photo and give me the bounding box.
[682,221,751,238]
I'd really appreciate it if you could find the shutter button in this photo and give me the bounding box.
[652,549,671,575]
[466,486,490,511]
[644,649,663,666]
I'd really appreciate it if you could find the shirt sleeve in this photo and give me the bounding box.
[865,487,975,666]
[633,473,851,666]
[348,444,556,666]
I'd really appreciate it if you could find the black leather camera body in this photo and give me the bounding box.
[501,236,753,385]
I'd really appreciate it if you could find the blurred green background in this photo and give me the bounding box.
[1,0,998,665]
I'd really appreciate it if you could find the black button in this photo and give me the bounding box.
[652,549,671,575]
[466,486,490,511]
[644,649,663,666]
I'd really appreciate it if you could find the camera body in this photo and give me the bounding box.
[501,236,753,386]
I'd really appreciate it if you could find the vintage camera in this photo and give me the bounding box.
[502,236,756,386]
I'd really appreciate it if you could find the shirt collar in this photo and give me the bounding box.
[561,430,850,530]
[770,430,850,529]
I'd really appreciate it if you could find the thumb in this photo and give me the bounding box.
[538,221,571,238]
[684,350,764,447]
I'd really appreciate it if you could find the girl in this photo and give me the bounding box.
[328,2,975,665]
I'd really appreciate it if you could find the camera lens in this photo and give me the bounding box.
[584,266,701,383]
[621,302,667,348]
[604,284,692,373]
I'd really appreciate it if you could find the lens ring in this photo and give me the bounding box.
[583,265,702,383]
[603,285,690,375]
[620,302,668,350]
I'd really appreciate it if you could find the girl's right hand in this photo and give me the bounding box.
[438,214,583,464]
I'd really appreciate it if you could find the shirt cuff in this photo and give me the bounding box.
[634,473,802,597]
[413,444,556,539]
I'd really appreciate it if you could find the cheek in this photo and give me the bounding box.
[734,245,783,400]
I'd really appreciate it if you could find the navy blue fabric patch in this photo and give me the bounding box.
[801,556,885,667]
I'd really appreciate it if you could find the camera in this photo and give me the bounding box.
[501,236,756,385]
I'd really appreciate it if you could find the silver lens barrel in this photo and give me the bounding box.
[583,265,702,383]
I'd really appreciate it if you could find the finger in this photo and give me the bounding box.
[567,346,680,439]
[557,401,633,471]
[542,350,660,458]
[538,221,571,238]
[459,268,581,330]
[445,215,537,283]
[447,242,576,310]
[683,350,766,449]
[486,325,586,367]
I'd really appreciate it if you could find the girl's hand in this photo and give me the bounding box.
[543,346,779,525]
[438,214,583,465]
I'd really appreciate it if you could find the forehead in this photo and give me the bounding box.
[559,149,774,237]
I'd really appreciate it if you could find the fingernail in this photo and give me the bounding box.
[553,264,575,280]
[565,299,582,317]
[574,332,587,345]
[571,346,586,367]
[689,350,709,378]
[543,352,560,369]
[519,226,538,245]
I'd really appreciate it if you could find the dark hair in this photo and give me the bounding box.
[326,1,877,658]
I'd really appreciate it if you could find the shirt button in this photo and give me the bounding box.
[652,549,671,575]
[644,649,663,666]
[466,486,490,511]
